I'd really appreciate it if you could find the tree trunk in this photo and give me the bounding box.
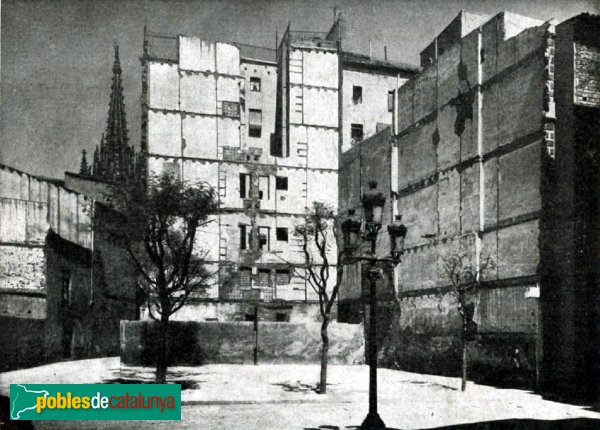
[156,316,169,384]
[461,324,467,392]
[319,316,330,394]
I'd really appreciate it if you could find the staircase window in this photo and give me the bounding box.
[353,86,363,104]
[351,124,364,143]
[250,77,261,92]
[249,109,262,138]
[239,173,250,199]
[259,175,269,200]
[275,176,288,191]
[258,226,270,251]
[276,227,288,242]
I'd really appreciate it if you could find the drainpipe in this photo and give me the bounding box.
[476,27,484,279]
[90,202,94,308]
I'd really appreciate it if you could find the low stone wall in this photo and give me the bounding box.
[154,301,335,323]
[120,320,365,366]
[380,328,537,390]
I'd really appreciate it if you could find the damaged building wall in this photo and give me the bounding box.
[339,11,558,388]
[340,53,417,153]
[143,33,340,321]
[0,165,136,370]
[394,12,550,337]
[0,165,92,318]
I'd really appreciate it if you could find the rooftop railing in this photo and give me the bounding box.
[144,30,277,64]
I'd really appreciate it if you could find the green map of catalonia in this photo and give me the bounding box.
[11,384,49,419]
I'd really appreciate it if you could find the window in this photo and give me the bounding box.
[239,267,252,287]
[275,176,288,191]
[240,225,252,250]
[351,124,364,142]
[258,175,269,200]
[61,269,72,306]
[250,77,261,92]
[257,269,270,286]
[276,269,291,285]
[258,226,270,251]
[388,90,394,112]
[222,101,240,118]
[276,313,289,322]
[352,85,362,104]
[162,162,181,181]
[239,173,250,199]
[249,109,262,138]
[276,227,288,242]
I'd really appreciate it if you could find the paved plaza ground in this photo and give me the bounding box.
[1,358,599,429]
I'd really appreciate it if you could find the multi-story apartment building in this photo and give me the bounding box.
[140,16,416,321]
[339,10,600,400]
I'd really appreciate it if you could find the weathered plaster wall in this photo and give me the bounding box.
[392,13,550,334]
[0,165,135,369]
[341,70,404,152]
[338,13,553,374]
[241,60,277,156]
[0,165,92,299]
[144,35,341,306]
[121,320,364,366]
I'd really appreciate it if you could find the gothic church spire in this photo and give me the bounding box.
[91,45,138,183]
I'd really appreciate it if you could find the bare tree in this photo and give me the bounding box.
[441,253,490,391]
[104,174,217,383]
[293,202,344,394]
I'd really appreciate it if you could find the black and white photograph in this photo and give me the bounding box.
[0,0,599,428]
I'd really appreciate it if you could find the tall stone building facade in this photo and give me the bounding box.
[140,16,416,321]
[339,11,599,400]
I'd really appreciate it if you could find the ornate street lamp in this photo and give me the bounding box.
[388,215,407,261]
[362,181,386,247]
[341,216,362,251]
[341,182,407,430]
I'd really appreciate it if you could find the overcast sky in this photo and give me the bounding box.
[1,0,598,179]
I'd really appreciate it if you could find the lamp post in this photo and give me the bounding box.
[341,181,407,430]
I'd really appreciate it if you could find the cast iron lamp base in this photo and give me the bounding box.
[360,412,386,429]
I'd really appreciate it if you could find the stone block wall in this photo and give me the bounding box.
[120,320,364,366]
[338,11,554,390]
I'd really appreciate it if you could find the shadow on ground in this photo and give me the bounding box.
[428,418,600,429]
[272,381,320,394]
[303,426,400,430]
[0,395,35,430]
[102,377,200,390]
[305,418,600,430]
[407,380,458,391]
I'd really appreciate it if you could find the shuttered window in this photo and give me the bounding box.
[239,267,252,287]
[223,101,240,118]
[276,269,290,285]
[257,269,270,286]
